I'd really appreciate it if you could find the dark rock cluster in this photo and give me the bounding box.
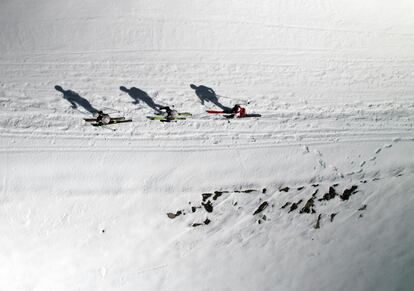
[167,181,368,230]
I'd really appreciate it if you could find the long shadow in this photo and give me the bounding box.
[54,85,98,114]
[120,86,162,113]
[190,84,231,111]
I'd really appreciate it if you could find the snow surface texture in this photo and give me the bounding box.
[0,0,414,290]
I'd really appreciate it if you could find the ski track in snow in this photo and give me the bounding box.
[0,97,413,152]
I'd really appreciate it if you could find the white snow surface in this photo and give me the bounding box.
[1,0,414,290]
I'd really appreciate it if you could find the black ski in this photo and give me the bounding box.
[224,113,262,119]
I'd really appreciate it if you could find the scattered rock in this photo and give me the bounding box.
[167,210,182,219]
[311,184,319,187]
[242,189,257,193]
[288,199,303,213]
[204,218,211,225]
[360,180,367,184]
[297,186,305,191]
[358,204,367,211]
[262,215,267,221]
[233,202,238,206]
[191,206,197,213]
[192,223,203,227]
[319,187,337,202]
[253,201,268,215]
[213,191,223,200]
[101,229,105,233]
[332,183,339,187]
[300,198,316,214]
[280,187,290,192]
[330,213,337,222]
[202,201,213,213]
[314,214,322,229]
[340,185,358,201]
[312,189,319,197]
[281,202,291,209]
[262,188,267,194]
[202,193,212,202]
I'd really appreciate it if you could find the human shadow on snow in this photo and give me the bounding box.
[54,85,98,114]
[120,86,162,113]
[190,84,232,111]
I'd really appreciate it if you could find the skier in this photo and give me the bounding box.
[231,104,247,118]
[159,106,178,121]
[92,111,111,125]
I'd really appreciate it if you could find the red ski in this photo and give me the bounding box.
[206,110,227,114]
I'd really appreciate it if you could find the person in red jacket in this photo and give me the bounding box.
[231,104,247,118]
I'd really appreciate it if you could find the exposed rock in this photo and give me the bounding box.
[242,189,257,193]
[312,189,319,197]
[202,193,212,202]
[319,187,337,201]
[167,210,182,219]
[202,201,213,213]
[358,204,367,211]
[280,187,290,192]
[300,197,316,214]
[281,202,291,209]
[314,214,322,229]
[213,191,223,200]
[330,213,337,222]
[340,185,358,201]
[253,201,269,215]
[288,199,303,213]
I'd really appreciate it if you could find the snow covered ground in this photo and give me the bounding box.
[1,0,414,290]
